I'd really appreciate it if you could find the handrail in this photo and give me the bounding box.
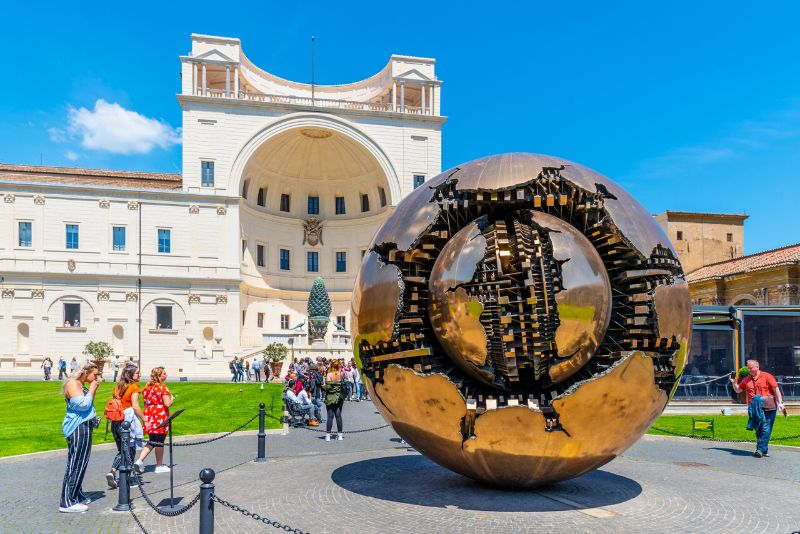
[194,88,435,116]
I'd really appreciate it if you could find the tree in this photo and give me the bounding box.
[262,342,288,363]
[84,340,113,360]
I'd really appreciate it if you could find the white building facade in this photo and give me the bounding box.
[0,34,444,377]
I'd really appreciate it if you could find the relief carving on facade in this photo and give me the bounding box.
[777,284,799,305]
[126,291,139,301]
[188,293,201,304]
[215,294,228,304]
[216,205,227,215]
[67,259,76,272]
[4,193,15,203]
[128,201,140,210]
[709,296,726,305]
[1,289,14,299]
[99,199,110,209]
[189,204,200,214]
[97,290,111,301]
[31,288,45,299]
[753,288,767,304]
[33,195,45,205]
[302,217,324,246]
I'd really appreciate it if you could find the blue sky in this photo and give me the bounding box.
[2,1,800,254]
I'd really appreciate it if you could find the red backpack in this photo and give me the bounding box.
[104,397,125,422]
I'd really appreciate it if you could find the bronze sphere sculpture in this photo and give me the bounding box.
[352,153,691,488]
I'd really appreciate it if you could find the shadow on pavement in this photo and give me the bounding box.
[331,453,641,512]
[704,447,755,457]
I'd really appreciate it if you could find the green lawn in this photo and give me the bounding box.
[648,414,800,447]
[0,381,284,457]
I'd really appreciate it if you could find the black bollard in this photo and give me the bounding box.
[199,468,215,534]
[256,402,266,462]
[112,420,134,512]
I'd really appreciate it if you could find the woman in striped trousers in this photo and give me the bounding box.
[60,362,102,513]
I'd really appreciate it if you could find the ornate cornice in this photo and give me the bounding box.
[188,293,201,304]
[216,294,228,304]
[97,290,110,301]
[125,291,138,301]
[216,205,227,215]
[33,194,45,205]
[2,289,14,299]
[189,204,200,214]
[4,193,15,203]
[31,288,45,299]
[99,199,110,209]
[128,201,140,210]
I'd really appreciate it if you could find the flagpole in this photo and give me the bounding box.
[311,35,315,106]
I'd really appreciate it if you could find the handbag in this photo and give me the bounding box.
[762,396,777,411]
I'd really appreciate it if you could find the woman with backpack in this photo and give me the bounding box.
[324,359,345,441]
[104,366,144,489]
[135,367,174,474]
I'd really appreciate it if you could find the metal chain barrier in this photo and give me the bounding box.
[211,493,311,533]
[128,505,150,534]
[291,423,390,434]
[172,413,259,447]
[123,444,202,517]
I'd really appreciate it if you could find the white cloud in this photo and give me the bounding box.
[65,150,79,161]
[48,127,66,142]
[67,99,181,155]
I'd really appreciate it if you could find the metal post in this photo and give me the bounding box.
[113,421,134,512]
[199,468,215,534]
[256,402,266,462]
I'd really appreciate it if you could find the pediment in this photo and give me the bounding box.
[395,68,432,82]
[195,49,236,63]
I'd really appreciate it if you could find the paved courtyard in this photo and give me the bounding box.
[1,401,799,534]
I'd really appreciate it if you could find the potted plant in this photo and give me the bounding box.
[734,366,750,404]
[84,341,113,374]
[262,342,288,379]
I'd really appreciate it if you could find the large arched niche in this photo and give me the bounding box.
[230,114,401,210]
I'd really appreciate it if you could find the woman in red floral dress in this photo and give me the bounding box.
[135,367,174,474]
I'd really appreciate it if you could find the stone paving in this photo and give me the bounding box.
[1,401,799,533]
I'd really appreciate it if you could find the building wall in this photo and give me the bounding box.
[654,212,746,274]
[0,185,240,376]
[688,267,800,306]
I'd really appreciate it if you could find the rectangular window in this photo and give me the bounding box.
[112,226,126,251]
[18,221,32,247]
[336,315,346,330]
[280,194,291,212]
[64,303,80,327]
[242,309,247,326]
[257,187,265,207]
[379,187,387,207]
[65,224,79,249]
[242,239,247,257]
[158,228,171,253]
[361,193,370,213]
[257,244,265,267]
[279,248,290,270]
[307,251,319,272]
[201,161,215,187]
[413,174,425,189]
[336,251,347,273]
[242,179,250,199]
[335,196,346,215]
[257,312,264,328]
[307,195,319,215]
[727,233,733,242]
[676,231,683,241]
[156,306,173,329]
[281,314,290,330]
